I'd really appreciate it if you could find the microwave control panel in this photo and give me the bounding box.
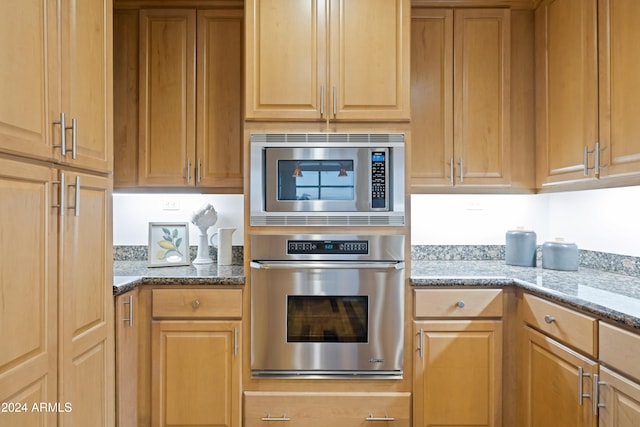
[287,240,369,255]
[371,151,387,209]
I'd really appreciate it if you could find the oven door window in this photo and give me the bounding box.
[277,160,354,201]
[287,295,368,343]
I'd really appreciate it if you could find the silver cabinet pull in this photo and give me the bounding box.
[52,173,66,215]
[197,159,202,184]
[320,85,324,117]
[333,86,337,116]
[192,299,200,309]
[456,301,465,308]
[594,142,601,176]
[417,328,424,359]
[593,373,605,414]
[186,159,192,183]
[449,158,454,185]
[53,112,67,156]
[67,175,80,217]
[68,118,77,159]
[544,315,555,324]
[459,158,464,182]
[366,414,395,421]
[261,415,291,421]
[122,294,134,327]
[578,367,591,406]
[234,327,238,357]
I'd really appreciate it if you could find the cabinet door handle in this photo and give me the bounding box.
[261,415,291,421]
[67,118,77,160]
[593,373,606,414]
[459,158,464,183]
[186,159,192,183]
[122,294,133,327]
[52,173,66,216]
[456,300,465,308]
[366,414,395,421]
[197,158,202,183]
[594,142,601,176]
[578,367,591,406]
[333,86,337,116]
[544,315,555,324]
[192,299,200,309]
[320,85,324,117]
[449,158,454,185]
[417,328,424,359]
[53,112,67,156]
[234,327,238,357]
[67,175,80,217]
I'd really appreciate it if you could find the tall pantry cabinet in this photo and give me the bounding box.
[0,1,114,426]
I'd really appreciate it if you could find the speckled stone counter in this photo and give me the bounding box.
[411,260,640,330]
[113,261,245,296]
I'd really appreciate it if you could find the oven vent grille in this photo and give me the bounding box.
[250,133,404,144]
[250,215,405,226]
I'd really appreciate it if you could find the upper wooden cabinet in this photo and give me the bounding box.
[245,0,410,121]
[536,0,640,188]
[0,0,112,173]
[114,7,243,191]
[411,8,516,191]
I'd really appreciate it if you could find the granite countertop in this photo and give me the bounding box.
[113,261,245,296]
[411,260,640,330]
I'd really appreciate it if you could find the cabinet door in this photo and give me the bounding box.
[522,326,597,427]
[139,9,196,186]
[599,367,640,427]
[196,9,243,190]
[152,321,241,427]
[329,0,410,120]
[245,0,327,120]
[0,0,57,162]
[453,9,511,187]
[410,8,454,188]
[535,0,598,186]
[414,320,502,427]
[115,290,138,427]
[58,171,114,427]
[60,0,113,172]
[598,0,640,179]
[0,158,57,427]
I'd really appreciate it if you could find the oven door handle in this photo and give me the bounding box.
[250,261,405,270]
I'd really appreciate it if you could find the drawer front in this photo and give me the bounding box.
[600,322,640,382]
[244,392,411,427]
[414,289,503,318]
[152,288,242,319]
[521,293,596,356]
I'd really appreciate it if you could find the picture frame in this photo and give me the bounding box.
[148,222,190,267]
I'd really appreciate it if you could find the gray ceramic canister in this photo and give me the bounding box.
[505,229,537,267]
[542,240,579,271]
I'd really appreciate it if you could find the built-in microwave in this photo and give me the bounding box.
[249,133,405,226]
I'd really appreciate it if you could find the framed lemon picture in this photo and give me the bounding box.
[148,222,190,267]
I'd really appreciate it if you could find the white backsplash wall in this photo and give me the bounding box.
[113,194,244,246]
[411,185,640,257]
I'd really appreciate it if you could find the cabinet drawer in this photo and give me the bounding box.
[152,288,242,319]
[600,322,640,382]
[414,289,503,318]
[244,392,410,427]
[521,293,596,356]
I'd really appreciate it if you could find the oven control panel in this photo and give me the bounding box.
[371,151,387,209]
[287,239,368,255]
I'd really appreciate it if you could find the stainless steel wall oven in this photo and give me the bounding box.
[250,234,405,378]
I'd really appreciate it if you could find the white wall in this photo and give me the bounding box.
[411,185,640,256]
[113,194,244,246]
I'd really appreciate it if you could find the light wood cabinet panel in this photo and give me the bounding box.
[600,322,640,383]
[599,366,640,427]
[244,391,411,427]
[58,171,114,426]
[115,290,138,427]
[598,0,640,179]
[59,0,113,172]
[151,320,241,427]
[138,9,196,186]
[0,0,57,162]
[535,0,598,187]
[411,8,511,190]
[0,157,57,426]
[521,326,598,427]
[196,9,243,189]
[245,0,410,121]
[414,320,502,427]
[414,288,503,318]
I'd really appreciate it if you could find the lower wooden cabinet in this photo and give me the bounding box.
[243,392,411,427]
[115,289,138,427]
[521,326,598,427]
[598,367,640,427]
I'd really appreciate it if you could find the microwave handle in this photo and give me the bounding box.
[250,261,405,270]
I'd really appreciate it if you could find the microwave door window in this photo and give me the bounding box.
[277,160,354,201]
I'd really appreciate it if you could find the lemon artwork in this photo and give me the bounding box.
[156,227,184,263]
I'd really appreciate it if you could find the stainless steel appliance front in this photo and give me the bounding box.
[249,133,405,226]
[250,234,405,378]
